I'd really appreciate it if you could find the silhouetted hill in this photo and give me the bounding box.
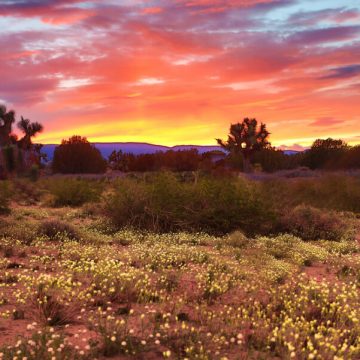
[283,150,301,155]
[41,142,223,161]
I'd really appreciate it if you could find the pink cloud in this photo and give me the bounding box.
[142,7,164,15]
[310,117,345,127]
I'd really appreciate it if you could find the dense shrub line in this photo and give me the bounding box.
[105,172,275,235]
[1,173,358,240]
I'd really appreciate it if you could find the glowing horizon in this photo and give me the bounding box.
[1,0,360,151]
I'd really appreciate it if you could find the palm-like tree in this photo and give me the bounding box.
[17,116,44,150]
[217,118,270,173]
[0,105,16,146]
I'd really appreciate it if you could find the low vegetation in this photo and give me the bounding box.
[0,173,359,359]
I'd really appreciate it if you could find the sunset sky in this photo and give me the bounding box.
[0,0,360,149]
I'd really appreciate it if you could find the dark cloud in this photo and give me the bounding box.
[321,64,360,79]
[289,25,360,44]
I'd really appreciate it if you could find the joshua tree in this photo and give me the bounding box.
[17,116,44,150]
[0,105,16,146]
[217,118,270,173]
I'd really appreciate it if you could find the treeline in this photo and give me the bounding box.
[107,147,302,173]
[50,136,360,174]
[107,139,360,173]
[109,149,203,172]
[301,138,360,170]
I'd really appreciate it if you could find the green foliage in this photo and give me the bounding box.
[279,205,352,241]
[106,172,275,235]
[52,135,107,174]
[45,178,104,206]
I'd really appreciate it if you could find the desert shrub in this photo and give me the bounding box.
[0,221,37,245]
[90,309,142,357]
[106,172,275,235]
[45,178,103,206]
[32,284,78,326]
[256,234,328,265]
[0,180,11,214]
[38,219,79,240]
[223,231,250,248]
[279,205,351,241]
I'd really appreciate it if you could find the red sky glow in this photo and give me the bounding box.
[0,0,360,149]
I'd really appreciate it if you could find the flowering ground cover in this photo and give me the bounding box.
[0,200,359,360]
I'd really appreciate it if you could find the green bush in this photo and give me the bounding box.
[45,178,103,207]
[279,205,352,241]
[0,180,11,214]
[106,172,276,235]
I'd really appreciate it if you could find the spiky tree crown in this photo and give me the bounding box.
[217,118,270,156]
[18,116,43,137]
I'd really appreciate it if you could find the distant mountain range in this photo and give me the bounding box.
[41,142,300,161]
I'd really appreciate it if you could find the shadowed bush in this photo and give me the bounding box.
[279,205,352,241]
[38,219,79,240]
[106,172,276,235]
[0,180,11,214]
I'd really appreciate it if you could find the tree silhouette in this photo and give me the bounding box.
[52,135,107,174]
[0,105,16,146]
[217,118,270,173]
[17,116,44,150]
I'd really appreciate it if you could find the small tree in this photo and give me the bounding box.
[52,135,107,174]
[217,118,270,173]
[17,116,44,150]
